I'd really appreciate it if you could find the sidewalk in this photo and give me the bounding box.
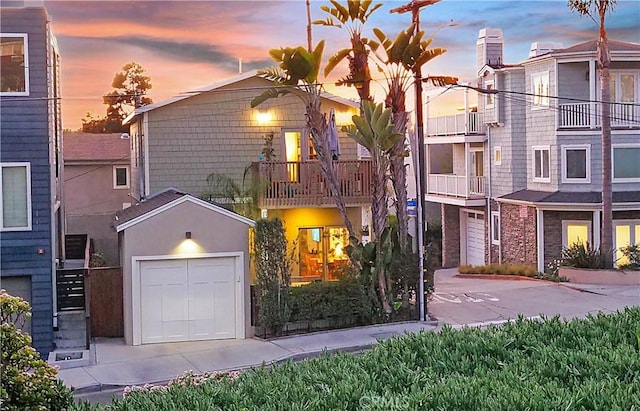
[57,321,438,393]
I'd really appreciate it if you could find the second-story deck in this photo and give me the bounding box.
[426,112,486,136]
[559,102,640,129]
[252,160,372,209]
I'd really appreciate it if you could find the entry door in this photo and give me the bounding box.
[466,212,485,266]
[140,257,236,344]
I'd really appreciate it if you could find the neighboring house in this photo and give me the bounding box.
[64,132,132,265]
[124,71,369,284]
[113,188,254,345]
[426,28,640,271]
[0,5,63,357]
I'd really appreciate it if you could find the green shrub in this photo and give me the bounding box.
[458,263,538,277]
[74,308,640,410]
[618,244,640,270]
[0,290,74,411]
[561,241,610,269]
[288,278,377,325]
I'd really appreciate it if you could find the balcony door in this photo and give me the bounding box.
[298,226,349,282]
[470,149,484,195]
[283,129,318,182]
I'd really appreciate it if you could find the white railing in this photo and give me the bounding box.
[427,174,486,198]
[559,102,640,128]
[426,112,484,136]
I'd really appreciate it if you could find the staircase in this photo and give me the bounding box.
[54,311,87,350]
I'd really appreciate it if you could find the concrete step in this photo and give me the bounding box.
[55,328,86,341]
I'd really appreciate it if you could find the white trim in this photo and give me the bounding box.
[0,33,29,96]
[131,252,246,346]
[561,144,591,184]
[593,210,601,249]
[562,220,592,248]
[113,165,130,189]
[0,162,32,231]
[612,144,640,183]
[493,146,502,166]
[491,211,500,245]
[143,112,150,197]
[536,208,544,272]
[532,145,551,183]
[116,194,255,232]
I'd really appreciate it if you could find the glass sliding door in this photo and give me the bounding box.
[298,227,324,281]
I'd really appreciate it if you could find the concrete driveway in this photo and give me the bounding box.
[428,268,640,326]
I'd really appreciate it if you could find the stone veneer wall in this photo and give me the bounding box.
[500,203,537,266]
[442,204,460,267]
[543,210,593,265]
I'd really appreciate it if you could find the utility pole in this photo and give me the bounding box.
[390,0,440,322]
[306,0,312,52]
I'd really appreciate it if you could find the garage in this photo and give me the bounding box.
[465,212,485,266]
[114,189,254,346]
[139,257,238,344]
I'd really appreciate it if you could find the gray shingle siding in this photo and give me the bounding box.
[1,7,57,357]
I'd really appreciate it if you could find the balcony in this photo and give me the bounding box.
[559,102,640,129]
[427,112,485,136]
[427,174,486,198]
[253,160,372,209]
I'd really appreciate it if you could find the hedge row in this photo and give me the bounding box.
[75,307,640,410]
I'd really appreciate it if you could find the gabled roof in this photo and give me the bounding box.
[64,132,130,162]
[552,39,640,55]
[114,188,254,232]
[123,70,359,125]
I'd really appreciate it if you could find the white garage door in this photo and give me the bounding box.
[466,213,485,266]
[140,257,237,344]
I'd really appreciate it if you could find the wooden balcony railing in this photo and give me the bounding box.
[427,174,486,198]
[253,160,372,208]
[559,102,640,128]
[427,112,485,136]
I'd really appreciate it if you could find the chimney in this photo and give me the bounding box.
[477,28,504,72]
[528,42,563,58]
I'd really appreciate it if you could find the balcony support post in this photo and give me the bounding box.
[589,59,597,129]
[465,142,470,197]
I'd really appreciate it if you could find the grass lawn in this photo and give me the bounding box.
[74,307,640,410]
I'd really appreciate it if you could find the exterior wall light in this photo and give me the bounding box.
[256,111,272,124]
[185,231,192,239]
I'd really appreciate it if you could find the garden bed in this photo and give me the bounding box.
[559,267,640,285]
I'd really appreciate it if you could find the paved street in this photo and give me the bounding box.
[428,268,639,326]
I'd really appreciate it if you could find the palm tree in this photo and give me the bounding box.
[346,100,404,314]
[370,23,457,254]
[251,42,359,251]
[314,0,382,102]
[568,0,616,267]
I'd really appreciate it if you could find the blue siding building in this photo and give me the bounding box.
[1,5,64,357]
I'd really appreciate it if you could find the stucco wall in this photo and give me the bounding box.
[120,200,252,344]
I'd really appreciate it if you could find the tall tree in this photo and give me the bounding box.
[315,0,382,102]
[346,101,403,314]
[568,0,616,266]
[81,62,152,133]
[371,22,456,255]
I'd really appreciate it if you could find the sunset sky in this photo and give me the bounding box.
[42,0,640,130]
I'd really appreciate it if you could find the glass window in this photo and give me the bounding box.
[298,227,324,281]
[533,147,550,181]
[613,146,640,181]
[491,212,500,245]
[485,82,494,107]
[614,221,640,267]
[1,163,31,230]
[113,166,129,188]
[1,35,28,94]
[562,221,591,248]
[532,72,549,107]
[562,145,590,182]
[494,146,502,166]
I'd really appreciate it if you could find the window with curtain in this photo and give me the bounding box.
[1,163,31,230]
[1,35,28,94]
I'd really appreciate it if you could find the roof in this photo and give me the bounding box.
[552,39,640,55]
[64,132,130,162]
[114,188,254,232]
[498,189,640,205]
[123,70,359,125]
